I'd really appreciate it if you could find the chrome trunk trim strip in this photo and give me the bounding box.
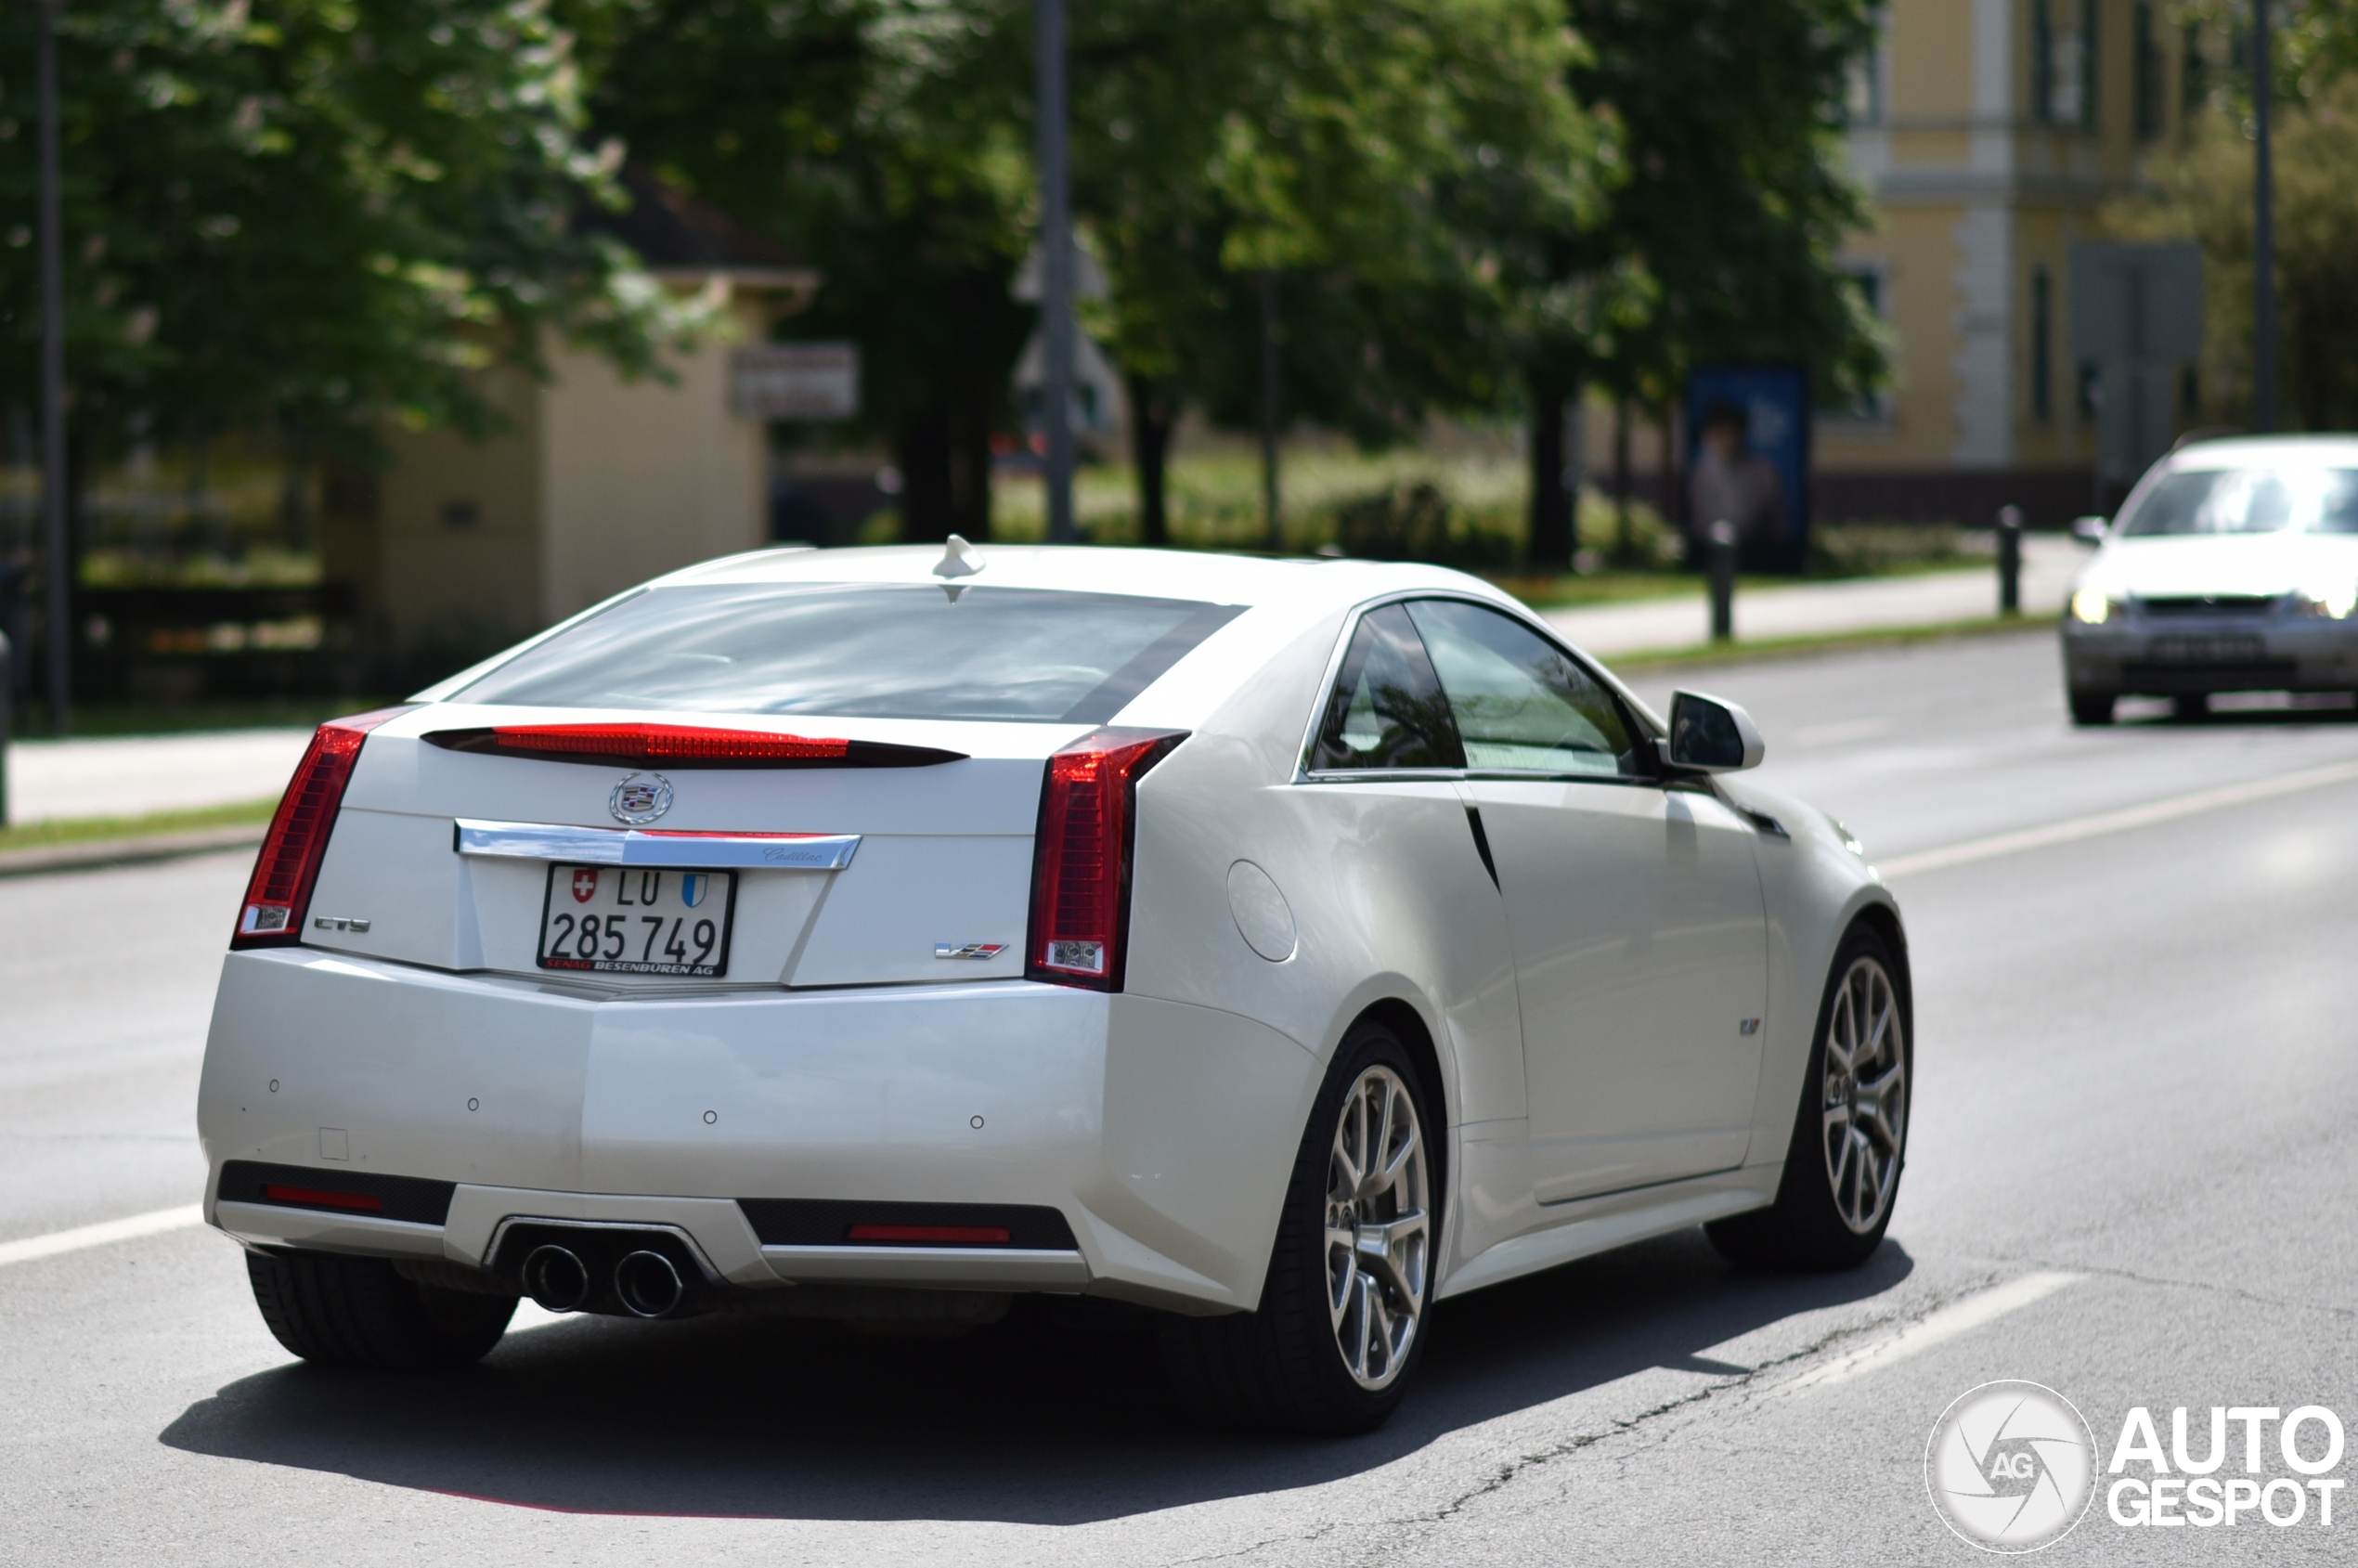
[456,818,862,870]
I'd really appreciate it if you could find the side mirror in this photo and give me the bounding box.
[2071,515,2108,546]
[1662,690,1765,773]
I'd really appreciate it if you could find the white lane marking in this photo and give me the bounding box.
[1877,758,2358,878]
[1781,1272,2082,1395]
[0,1204,204,1268]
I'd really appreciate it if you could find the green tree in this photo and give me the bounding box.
[2107,79,2358,432]
[1522,0,1885,569]
[1067,0,1607,542]
[589,0,1035,540]
[0,0,687,464]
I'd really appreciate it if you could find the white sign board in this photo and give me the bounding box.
[732,343,860,421]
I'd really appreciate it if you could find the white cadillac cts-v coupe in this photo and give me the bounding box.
[199,542,1911,1433]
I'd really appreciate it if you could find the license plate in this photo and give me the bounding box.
[2148,633,2265,665]
[538,864,736,977]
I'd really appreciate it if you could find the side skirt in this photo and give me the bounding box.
[1434,1161,1781,1300]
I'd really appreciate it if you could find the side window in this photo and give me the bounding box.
[1308,603,1466,771]
[1403,599,1642,777]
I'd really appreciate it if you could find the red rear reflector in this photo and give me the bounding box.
[491,723,848,762]
[261,1184,385,1213]
[845,1224,1012,1245]
[232,707,408,949]
[1026,728,1185,991]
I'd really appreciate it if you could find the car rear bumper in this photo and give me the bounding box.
[198,949,1321,1313]
[2061,619,2358,693]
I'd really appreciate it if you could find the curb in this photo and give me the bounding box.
[1601,616,2052,674]
[0,825,266,880]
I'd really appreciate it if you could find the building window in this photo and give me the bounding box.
[2032,0,2056,123]
[1844,32,1885,126]
[2079,0,2101,131]
[2134,4,2164,138]
[2031,267,2054,422]
[2182,20,2207,114]
[1820,267,1889,422]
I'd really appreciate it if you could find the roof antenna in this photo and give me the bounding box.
[934,533,985,601]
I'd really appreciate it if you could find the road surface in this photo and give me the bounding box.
[3,629,2352,1564]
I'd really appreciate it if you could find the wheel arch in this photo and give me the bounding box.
[1330,992,1452,1251]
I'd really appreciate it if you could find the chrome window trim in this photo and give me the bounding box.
[456,818,862,870]
[1291,590,1665,786]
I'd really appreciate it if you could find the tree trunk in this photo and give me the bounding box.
[1526,371,1571,572]
[1611,398,1634,567]
[1128,371,1174,546]
[1658,398,1680,564]
[896,402,954,541]
[948,382,993,541]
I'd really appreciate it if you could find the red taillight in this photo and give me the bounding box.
[1026,728,1185,991]
[261,1184,384,1213]
[231,707,408,948]
[845,1224,1011,1245]
[488,723,850,762]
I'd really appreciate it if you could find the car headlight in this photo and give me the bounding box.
[2296,584,2358,619]
[2068,589,2119,625]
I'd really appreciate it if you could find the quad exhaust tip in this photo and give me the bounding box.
[615,1250,686,1318]
[521,1244,590,1313]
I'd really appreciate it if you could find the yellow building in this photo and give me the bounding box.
[1577,1,2209,529]
[322,173,816,678]
[1816,0,2202,523]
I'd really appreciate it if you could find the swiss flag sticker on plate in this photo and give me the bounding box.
[572,868,599,903]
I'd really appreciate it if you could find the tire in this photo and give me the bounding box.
[2067,687,2116,726]
[1706,925,1911,1271]
[1160,1018,1437,1434]
[246,1249,516,1370]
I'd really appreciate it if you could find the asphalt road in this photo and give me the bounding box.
[5,628,2355,1566]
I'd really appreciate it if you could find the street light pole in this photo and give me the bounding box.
[1034,0,1077,543]
[34,0,71,732]
[2252,0,2278,434]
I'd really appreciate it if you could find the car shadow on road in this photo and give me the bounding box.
[159,1228,1912,1523]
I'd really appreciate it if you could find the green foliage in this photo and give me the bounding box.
[1807,521,1971,578]
[589,0,1036,537]
[1549,0,1887,408]
[2107,82,2358,433]
[0,0,694,456]
[1072,0,1607,446]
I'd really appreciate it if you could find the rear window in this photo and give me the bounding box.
[2120,467,2358,536]
[455,584,1242,723]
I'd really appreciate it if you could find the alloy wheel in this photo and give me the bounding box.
[1324,1063,1430,1389]
[1820,955,1907,1234]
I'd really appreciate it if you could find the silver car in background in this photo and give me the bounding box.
[2063,435,2358,725]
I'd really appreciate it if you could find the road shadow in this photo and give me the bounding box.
[159,1229,1911,1522]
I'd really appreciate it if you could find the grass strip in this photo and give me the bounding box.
[0,797,279,855]
[1602,616,2052,675]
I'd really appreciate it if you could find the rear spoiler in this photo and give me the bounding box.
[422,723,966,771]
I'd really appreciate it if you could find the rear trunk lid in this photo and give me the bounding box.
[300,706,1077,990]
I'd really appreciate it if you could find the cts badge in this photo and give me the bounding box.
[609,772,674,825]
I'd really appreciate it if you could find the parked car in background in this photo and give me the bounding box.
[200,542,1910,1433]
[2063,435,2358,725]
